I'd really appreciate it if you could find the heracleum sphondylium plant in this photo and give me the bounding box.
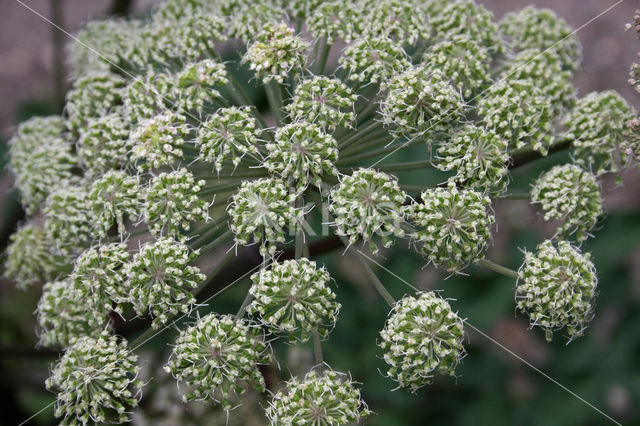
[5,0,640,423]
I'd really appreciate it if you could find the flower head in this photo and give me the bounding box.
[77,111,133,176]
[89,171,142,237]
[381,66,465,140]
[562,91,636,176]
[432,0,503,52]
[37,279,110,348]
[266,369,370,425]
[265,122,338,187]
[339,36,411,86]
[531,164,603,243]
[435,123,510,194]
[173,59,229,113]
[165,313,271,406]
[500,6,581,71]
[248,258,340,341]
[379,292,465,392]
[307,1,364,44]
[144,169,209,238]
[363,0,428,45]
[244,23,309,84]
[123,71,174,124]
[622,117,640,164]
[478,79,554,155]
[422,35,491,99]
[125,237,204,328]
[228,178,299,256]
[517,240,597,342]
[407,185,494,271]
[131,112,190,170]
[286,76,357,130]
[44,186,93,256]
[46,332,142,424]
[196,106,261,172]
[329,168,406,253]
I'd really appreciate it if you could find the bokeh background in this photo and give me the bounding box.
[1,1,640,425]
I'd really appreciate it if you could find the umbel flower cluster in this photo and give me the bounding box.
[4,0,640,424]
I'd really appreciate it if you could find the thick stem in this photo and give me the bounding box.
[509,139,573,170]
[337,137,422,165]
[497,192,531,200]
[476,258,520,279]
[314,38,331,75]
[374,160,433,173]
[265,80,286,126]
[312,331,324,366]
[198,229,234,255]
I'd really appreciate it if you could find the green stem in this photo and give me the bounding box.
[339,236,396,307]
[338,120,384,150]
[315,38,331,75]
[497,192,530,200]
[198,181,244,197]
[198,229,234,256]
[235,290,253,318]
[337,137,422,165]
[476,258,520,279]
[265,80,285,126]
[374,160,433,173]
[312,331,324,365]
[295,195,307,259]
[228,75,268,129]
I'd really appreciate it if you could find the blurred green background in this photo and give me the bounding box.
[1,1,640,425]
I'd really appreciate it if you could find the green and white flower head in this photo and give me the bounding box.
[77,111,133,176]
[278,0,323,21]
[432,0,503,53]
[381,67,465,140]
[72,243,130,311]
[225,0,286,42]
[436,123,510,194]
[173,59,229,113]
[478,79,554,155]
[125,237,205,328]
[363,0,427,45]
[266,369,370,425]
[248,258,341,342]
[123,71,174,124]
[562,91,636,176]
[407,185,494,272]
[531,164,603,243]
[622,117,640,164]
[244,23,309,84]
[151,0,209,22]
[44,186,93,256]
[228,178,299,256]
[144,169,210,238]
[165,313,271,407]
[516,240,597,342]
[196,106,261,172]
[64,71,126,135]
[10,135,77,215]
[329,168,407,253]
[422,35,491,99]
[265,122,338,187]
[500,6,581,71]
[37,279,110,349]
[46,332,142,425]
[422,0,449,18]
[89,171,142,237]
[339,36,411,86]
[4,222,61,290]
[499,49,576,114]
[8,115,64,165]
[131,112,190,171]
[379,292,465,392]
[307,1,364,44]
[286,76,357,130]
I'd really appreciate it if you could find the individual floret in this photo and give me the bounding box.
[46,333,142,424]
[125,237,205,328]
[285,76,357,130]
[407,185,494,272]
[165,313,271,407]
[265,122,338,187]
[248,258,340,342]
[435,123,510,194]
[379,292,465,392]
[531,164,603,243]
[227,178,300,256]
[516,240,597,342]
[329,168,407,253]
[144,169,210,238]
[266,369,370,425]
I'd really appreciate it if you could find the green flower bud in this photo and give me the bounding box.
[226,0,287,42]
[265,122,338,187]
[329,168,407,253]
[307,1,364,44]
[77,111,133,176]
[432,1,503,52]
[362,0,428,45]
[517,240,597,342]
[339,36,411,86]
[123,71,174,124]
[131,112,190,171]
[266,369,370,425]
[46,332,142,425]
[248,258,340,341]
[165,313,271,406]
[173,59,229,113]
[407,185,494,271]
[89,171,142,237]
[228,178,300,256]
[379,292,465,392]
[44,186,93,256]
[125,237,205,328]
[531,164,603,243]
[436,123,510,194]
[381,67,465,140]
